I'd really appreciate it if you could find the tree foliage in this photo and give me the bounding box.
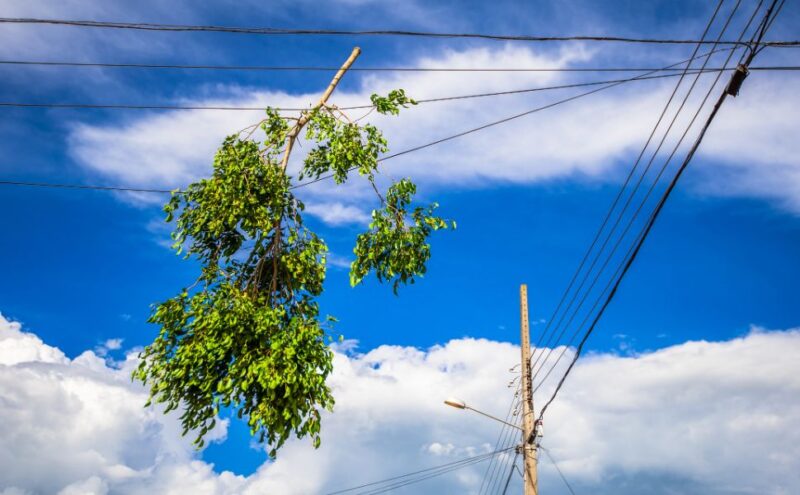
[132,87,453,456]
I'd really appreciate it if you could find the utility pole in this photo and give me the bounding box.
[519,284,538,494]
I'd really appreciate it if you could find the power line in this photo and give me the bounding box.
[530,0,768,393]
[0,43,770,197]
[323,446,514,495]
[2,17,799,46]
[484,399,521,495]
[355,454,500,495]
[324,448,507,494]
[533,0,758,395]
[479,392,520,495]
[0,69,736,112]
[759,0,788,48]
[527,0,730,377]
[490,444,521,495]
[3,50,723,195]
[533,0,765,397]
[479,392,519,494]
[500,452,521,495]
[0,179,174,194]
[536,0,782,421]
[539,446,577,495]
[1,58,797,73]
[358,45,738,166]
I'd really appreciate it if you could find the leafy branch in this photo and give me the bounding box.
[133,48,454,457]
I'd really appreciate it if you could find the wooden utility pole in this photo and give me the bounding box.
[519,284,538,494]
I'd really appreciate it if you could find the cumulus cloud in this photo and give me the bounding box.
[1,313,799,494]
[0,314,235,495]
[64,44,800,214]
[0,318,67,366]
[542,328,800,494]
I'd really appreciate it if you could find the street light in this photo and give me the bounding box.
[444,398,466,409]
[444,397,523,431]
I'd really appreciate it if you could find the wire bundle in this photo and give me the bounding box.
[526,0,785,422]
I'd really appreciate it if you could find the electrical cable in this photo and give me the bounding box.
[490,442,521,495]
[487,392,524,493]
[2,17,798,46]
[533,0,761,393]
[0,68,732,112]
[323,446,514,495]
[478,392,520,495]
[353,448,515,495]
[354,458,492,495]
[527,0,729,378]
[535,0,782,420]
[479,391,521,495]
[1,46,735,195]
[1,58,796,72]
[485,408,521,495]
[0,179,174,194]
[539,445,577,495]
[483,395,521,495]
[499,452,520,495]
[532,0,751,385]
[757,0,787,54]
[299,43,747,189]
[533,0,765,394]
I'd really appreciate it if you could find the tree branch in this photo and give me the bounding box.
[279,47,361,171]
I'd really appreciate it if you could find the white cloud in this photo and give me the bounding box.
[304,202,371,226]
[0,316,67,365]
[65,44,800,216]
[326,252,354,270]
[1,313,799,494]
[0,314,235,495]
[57,476,108,495]
[0,1,207,60]
[697,77,800,212]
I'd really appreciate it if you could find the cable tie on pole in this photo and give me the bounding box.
[726,64,750,96]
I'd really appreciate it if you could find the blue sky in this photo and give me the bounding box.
[1,0,799,493]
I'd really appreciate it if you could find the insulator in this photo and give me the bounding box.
[726,64,749,97]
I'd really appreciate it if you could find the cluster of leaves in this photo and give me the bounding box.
[351,179,454,293]
[133,87,452,456]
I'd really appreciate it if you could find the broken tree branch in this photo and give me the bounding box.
[279,46,362,171]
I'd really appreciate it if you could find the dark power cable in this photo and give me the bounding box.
[479,391,521,495]
[301,44,743,188]
[534,0,766,394]
[323,446,514,495]
[0,179,174,194]
[500,452,521,495]
[2,58,796,72]
[536,0,782,421]
[0,46,761,196]
[534,0,763,390]
[0,69,730,112]
[532,0,763,392]
[539,446,578,495]
[533,0,761,394]
[2,17,799,46]
[528,0,728,378]
[2,51,724,195]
